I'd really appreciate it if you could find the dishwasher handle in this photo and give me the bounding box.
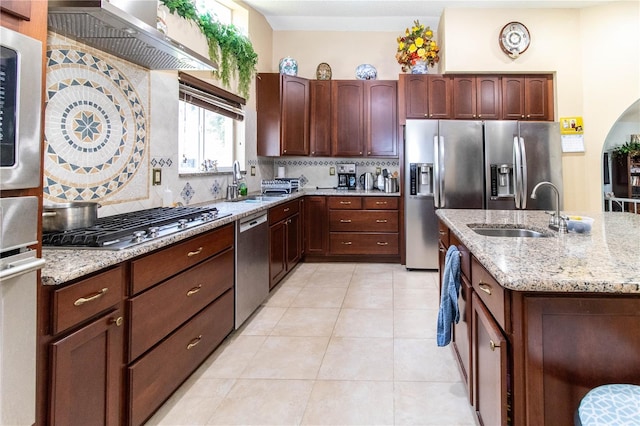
[239,213,268,233]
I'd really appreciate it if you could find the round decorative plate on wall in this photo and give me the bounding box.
[499,22,530,58]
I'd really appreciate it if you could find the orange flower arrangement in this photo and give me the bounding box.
[396,20,440,72]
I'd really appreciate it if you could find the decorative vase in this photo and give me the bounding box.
[279,57,298,76]
[411,59,429,74]
[316,62,332,80]
[355,64,377,80]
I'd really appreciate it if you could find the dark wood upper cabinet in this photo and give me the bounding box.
[400,74,451,120]
[502,75,553,121]
[453,75,501,120]
[257,73,309,156]
[309,80,332,156]
[365,80,398,157]
[331,80,365,156]
[428,75,452,119]
[1,0,31,20]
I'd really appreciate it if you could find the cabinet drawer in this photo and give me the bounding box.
[329,232,399,255]
[329,210,398,232]
[471,257,507,330]
[128,289,234,426]
[450,233,471,280]
[269,199,299,225]
[52,266,124,334]
[362,197,398,210]
[327,196,362,210]
[128,248,234,361]
[131,224,233,295]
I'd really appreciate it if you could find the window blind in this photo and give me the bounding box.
[178,72,245,121]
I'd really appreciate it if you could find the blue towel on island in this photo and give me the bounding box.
[437,245,461,347]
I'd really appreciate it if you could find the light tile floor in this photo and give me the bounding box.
[146,263,478,426]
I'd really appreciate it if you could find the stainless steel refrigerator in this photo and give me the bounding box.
[404,120,484,269]
[484,121,563,211]
[404,120,563,269]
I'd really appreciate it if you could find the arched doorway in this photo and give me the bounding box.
[601,99,640,213]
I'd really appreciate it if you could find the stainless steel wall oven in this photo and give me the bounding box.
[0,26,42,190]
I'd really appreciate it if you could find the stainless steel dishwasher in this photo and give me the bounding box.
[235,211,269,328]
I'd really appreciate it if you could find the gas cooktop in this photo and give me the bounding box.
[42,206,231,250]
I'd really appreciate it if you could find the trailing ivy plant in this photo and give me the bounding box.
[160,0,258,98]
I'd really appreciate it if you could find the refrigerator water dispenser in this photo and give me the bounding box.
[490,163,514,198]
[409,163,433,195]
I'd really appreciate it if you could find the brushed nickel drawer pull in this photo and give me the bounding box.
[110,316,124,327]
[186,335,202,350]
[340,219,352,223]
[283,207,290,212]
[478,282,492,295]
[186,285,202,297]
[187,247,203,257]
[376,219,388,223]
[377,242,389,246]
[490,340,500,351]
[339,201,351,205]
[74,288,108,306]
[341,241,353,245]
[375,201,387,205]
[438,230,446,235]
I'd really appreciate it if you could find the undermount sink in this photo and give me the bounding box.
[470,226,549,238]
[233,194,288,203]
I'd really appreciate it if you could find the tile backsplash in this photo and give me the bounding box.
[42,33,401,219]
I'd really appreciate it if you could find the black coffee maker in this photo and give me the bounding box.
[337,163,357,190]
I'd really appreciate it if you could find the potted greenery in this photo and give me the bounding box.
[160,0,258,98]
[612,140,640,159]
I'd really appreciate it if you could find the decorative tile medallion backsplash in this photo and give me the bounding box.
[44,34,149,205]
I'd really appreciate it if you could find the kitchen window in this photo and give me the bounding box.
[178,72,245,175]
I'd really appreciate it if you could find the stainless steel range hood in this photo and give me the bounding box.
[48,0,217,70]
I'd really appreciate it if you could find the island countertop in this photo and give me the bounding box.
[436,209,640,294]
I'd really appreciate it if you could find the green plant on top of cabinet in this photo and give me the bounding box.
[331,80,398,158]
[257,73,310,156]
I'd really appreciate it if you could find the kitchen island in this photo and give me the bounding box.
[436,209,640,426]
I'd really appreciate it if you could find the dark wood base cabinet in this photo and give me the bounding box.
[440,221,640,426]
[42,225,235,426]
[128,290,234,426]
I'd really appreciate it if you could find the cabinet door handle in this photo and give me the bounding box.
[340,219,352,223]
[283,207,290,212]
[187,247,203,257]
[341,241,352,245]
[186,335,202,350]
[375,201,387,205]
[439,247,446,253]
[376,242,389,246]
[478,282,492,295]
[376,219,388,223]
[339,201,351,205]
[186,285,202,297]
[438,230,447,235]
[490,340,500,351]
[109,316,124,327]
[74,288,108,306]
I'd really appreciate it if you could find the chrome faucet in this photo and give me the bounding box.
[530,181,568,233]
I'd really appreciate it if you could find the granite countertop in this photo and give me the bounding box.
[41,189,400,285]
[436,209,640,294]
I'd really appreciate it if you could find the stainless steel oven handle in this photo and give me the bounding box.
[0,258,45,281]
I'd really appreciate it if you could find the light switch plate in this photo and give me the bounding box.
[376,167,381,175]
[250,165,256,176]
[152,168,162,185]
[330,167,335,176]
